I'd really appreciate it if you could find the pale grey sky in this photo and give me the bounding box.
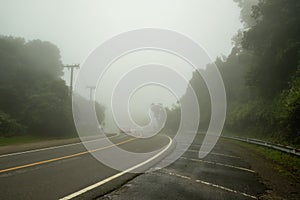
[0,0,243,131]
[0,0,242,64]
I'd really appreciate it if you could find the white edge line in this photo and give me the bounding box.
[180,157,255,173]
[0,133,119,158]
[60,136,172,200]
[195,179,257,199]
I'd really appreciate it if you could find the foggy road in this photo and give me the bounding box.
[1,0,300,199]
[1,132,299,200]
[0,134,170,200]
[99,135,266,200]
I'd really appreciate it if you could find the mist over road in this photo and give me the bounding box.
[99,134,266,200]
[0,134,170,199]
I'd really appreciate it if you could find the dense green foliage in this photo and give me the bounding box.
[0,36,76,137]
[0,110,24,137]
[166,0,300,145]
[225,0,300,144]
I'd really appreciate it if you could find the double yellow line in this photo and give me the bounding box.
[0,137,137,174]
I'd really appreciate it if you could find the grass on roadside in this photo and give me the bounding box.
[0,135,78,146]
[0,136,48,146]
[230,139,300,182]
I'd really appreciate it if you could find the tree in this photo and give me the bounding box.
[0,36,77,137]
[242,0,300,98]
[166,0,300,145]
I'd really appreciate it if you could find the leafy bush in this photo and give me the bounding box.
[278,66,300,143]
[22,92,75,137]
[0,110,25,137]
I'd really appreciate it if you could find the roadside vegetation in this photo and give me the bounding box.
[231,139,300,182]
[0,135,56,146]
[222,0,300,145]
[0,36,105,141]
[165,0,300,146]
[0,37,76,138]
[0,0,299,148]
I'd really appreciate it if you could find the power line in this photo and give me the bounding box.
[64,64,80,96]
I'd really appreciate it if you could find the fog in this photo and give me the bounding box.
[0,0,242,131]
[0,0,242,68]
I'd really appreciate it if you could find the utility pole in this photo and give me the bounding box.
[86,86,96,101]
[64,64,80,96]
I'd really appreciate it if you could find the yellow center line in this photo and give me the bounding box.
[0,137,137,174]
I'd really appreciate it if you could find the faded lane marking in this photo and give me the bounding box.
[186,149,240,158]
[0,136,135,174]
[180,157,255,173]
[159,169,191,180]
[195,179,257,199]
[159,169,257,199]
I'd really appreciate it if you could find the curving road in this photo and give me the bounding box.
[0,134,170,200]
[98,134,266,200]
[2,132,296,200]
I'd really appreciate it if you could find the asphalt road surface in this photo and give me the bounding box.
[99,135,266,200]
[0,133,170,200]
[2,132,292,200]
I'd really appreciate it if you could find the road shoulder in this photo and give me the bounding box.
[0,133,116,155]
[222,139,300,200]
